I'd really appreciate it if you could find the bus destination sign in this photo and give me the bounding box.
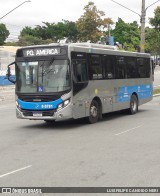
[23,47,61,57]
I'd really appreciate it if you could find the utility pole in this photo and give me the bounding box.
[140,0,146,53]
[110,0,160,52]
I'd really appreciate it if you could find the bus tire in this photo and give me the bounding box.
[127,94,138,115]
[87,100,99,124]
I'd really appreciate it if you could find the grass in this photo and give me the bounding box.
[153,88,160,95]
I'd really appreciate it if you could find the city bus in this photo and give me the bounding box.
[7,43,153,123]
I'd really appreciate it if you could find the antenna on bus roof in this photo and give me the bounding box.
[57,37,70,44]
[49,38,118,50]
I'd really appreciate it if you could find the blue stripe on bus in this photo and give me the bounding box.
[117,84,152,103]
[17,98,63,110]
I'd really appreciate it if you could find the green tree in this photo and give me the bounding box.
[20,26,36,37]
[20,25,50,41]
[19,20,78,45]
[62,20,78,42]
[76,1,113,42]
[145,28,156,53]
[148,6,160,54]
[102,18,114,35]
[149,6,160,32]
[111,18,140,51]
[42,21,78,41]
[17,35,52,46]
[0,23,9,45]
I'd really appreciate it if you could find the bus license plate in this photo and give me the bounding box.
[33,112,42,117]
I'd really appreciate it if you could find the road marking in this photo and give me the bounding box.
[115,124,143,136]
[0,165,32,178]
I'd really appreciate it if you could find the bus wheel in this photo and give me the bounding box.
[127,94,138,114]
[87,100,99,124]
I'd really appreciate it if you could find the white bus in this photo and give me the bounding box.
[7,43,153,123]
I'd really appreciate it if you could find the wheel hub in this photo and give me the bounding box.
[90,106,98,117]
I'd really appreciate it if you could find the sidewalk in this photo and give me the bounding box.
[0,46,19,53]
[0,85,15,102]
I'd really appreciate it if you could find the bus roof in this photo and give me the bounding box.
[17,42,150,58]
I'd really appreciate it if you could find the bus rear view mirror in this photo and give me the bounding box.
[6,62,16,84]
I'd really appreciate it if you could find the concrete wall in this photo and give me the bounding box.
[0,75,15,86]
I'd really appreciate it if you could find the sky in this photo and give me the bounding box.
[0,0,159,41]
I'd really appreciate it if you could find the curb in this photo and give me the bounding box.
[153,93,160,97]
[0,85,15,90]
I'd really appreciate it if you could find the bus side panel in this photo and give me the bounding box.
[87,80,114,114]
[72,80,114,118]
[72,88,89,119]
[112,79,152,111]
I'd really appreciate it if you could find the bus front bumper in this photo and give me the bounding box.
[16,104,73,121]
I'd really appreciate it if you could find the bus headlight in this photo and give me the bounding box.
[64,99,70,106]
[16,100,21,109]
[57,99,70,110]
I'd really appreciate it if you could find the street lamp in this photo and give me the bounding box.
[111,0,160,52]
[0,1,31,20]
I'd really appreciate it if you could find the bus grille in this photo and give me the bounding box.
[21,109,55,117]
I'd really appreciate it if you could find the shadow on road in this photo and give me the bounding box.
[20,109,148,131]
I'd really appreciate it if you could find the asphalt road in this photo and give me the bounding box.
[0,96,160,195]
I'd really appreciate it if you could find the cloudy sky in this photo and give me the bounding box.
[0,0,159,41]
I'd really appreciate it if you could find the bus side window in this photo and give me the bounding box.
[89,54,102,80]
[73,60,88,83]
[77,63,82,82]
[137,58,148,78]
[115,56,126,79]
[146,58,151,78]
[126,57,138,78]
[103,55,115,79]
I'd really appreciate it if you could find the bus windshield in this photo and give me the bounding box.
[16,59,71,93]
